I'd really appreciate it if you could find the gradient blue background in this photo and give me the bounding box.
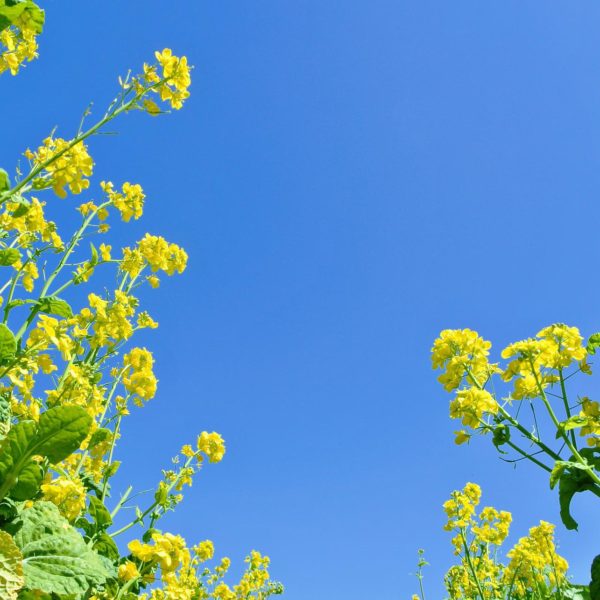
[3,2,600,597]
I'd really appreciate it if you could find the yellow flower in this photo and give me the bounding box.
[449,387,498,429]
[197,431,226,463]
[154,48,192,110]
[193,540,214,562]
[25,136,93,198]
[0,20,38,76]
[101,180,145,222]
[41,476,86,521]
[99,243,111,261]
[122,347,157,402]
[118,561,140,582]
[432,329,494,391]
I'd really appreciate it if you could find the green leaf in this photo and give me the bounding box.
[92,533,119,562]
[558,466,598,530]
[9,461,42,501]
[10,197,30,219]
[492,424,510,454]
[587,333,600,356]
[34,405,92,463]
[0,324,16,362]
[562,415,590,433]
[36,296,73,319]
[564,586,591,600]
[0,249,20,267]
[10,502,108,597]
[87,427,111,450]
[87,496,112,531]
[591,555,600,600]
[0,169,9,193]
[0,0,44,34]
[0,420,37,500]
[0,407,92,500]
[89,242,98,267]
[0,530,24,600]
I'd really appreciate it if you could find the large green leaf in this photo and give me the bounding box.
[0,407,92,500]
[0,530,24,600]
[11,502,108,598]
[34,405,91,463]
[9,462,42,501]
[0,324,16,363]
[0,1,44,34]
[0,421,37,500]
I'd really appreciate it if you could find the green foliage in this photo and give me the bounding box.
[8,502,108,598]
[0,324,16,363]
[0,0,44,34]
[0,530,24,600]
[0,406,92,501]
[36,296,73,319]
[0,249,20,267]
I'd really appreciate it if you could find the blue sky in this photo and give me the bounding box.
[4,1,600,597]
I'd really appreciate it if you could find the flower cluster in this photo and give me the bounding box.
[0,15,38,76]
[0,38,281,600]
[441,484,567,600]
[24,137,94,198]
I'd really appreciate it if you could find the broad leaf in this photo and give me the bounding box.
[34,405,91,463]
[0,530,24,600]
[0,421,37,500]
[87,496,112,531]
[0,324,16,362]
[0,407,91,500]
[9,461,42,501]
[36,296,73,319]
[11,502,108,598]
[0,249,20,266]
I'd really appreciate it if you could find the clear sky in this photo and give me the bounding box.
[4,1,600,598]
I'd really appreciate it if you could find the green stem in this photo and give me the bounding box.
[460,529,486,600]
[529,359,600,486]
[559,369,577,448]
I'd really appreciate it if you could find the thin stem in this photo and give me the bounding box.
[559,369,577,448]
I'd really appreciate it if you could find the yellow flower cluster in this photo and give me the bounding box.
[130,531,189,573]
[122,347,157,404]
[101,180,145,222]
[504,521,568,596]
[27,315,75,360]
[74,291,137,348]
[40,475,86,521]
[501,324,587,400]
[449,387,498,429]
[0,19,38,76]
[25,136,94,198]
[431,329,493,391]
[197,431,226,463]
[0,197,63,251]
[443,482,482,531]
[122,233,188,281]
[149,48,192,110]
[443,484,568,600]
[580,397,600,446]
